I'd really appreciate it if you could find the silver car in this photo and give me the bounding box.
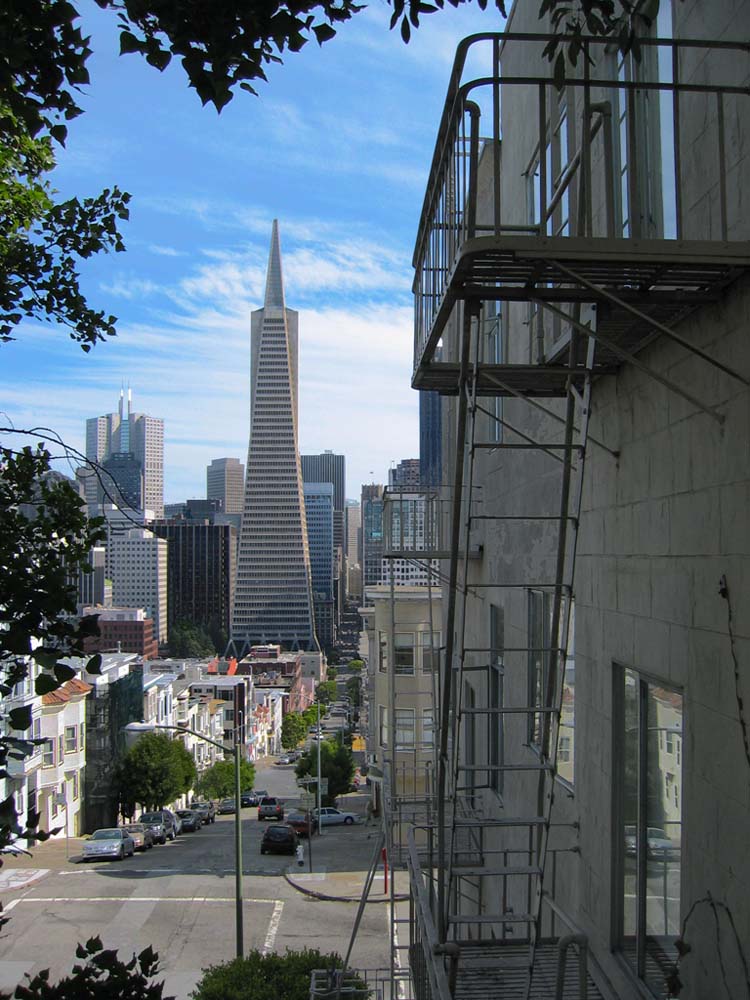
[82,828,135,861]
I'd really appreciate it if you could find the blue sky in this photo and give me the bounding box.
[2,0,506,502]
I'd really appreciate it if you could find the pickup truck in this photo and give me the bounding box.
[258,796,284,821]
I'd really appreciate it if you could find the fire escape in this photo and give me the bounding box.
[404,29,750,1000]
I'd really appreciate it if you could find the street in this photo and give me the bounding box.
[0,759,388,998]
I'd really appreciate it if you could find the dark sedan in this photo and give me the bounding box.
[286,810,318,837]
[175,809,202,832]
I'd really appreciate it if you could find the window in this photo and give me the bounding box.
[422,708,434,750]
[378,632,387,673]
[489,603,504,795]
[420,631,440,672]
[558,602,575,787]
[65,726,77,753]
[483,304,503,443]
[464,682,476,805]
[72,772,79,800]
[42,740,55,767]
[378,706,388,748]
[394,633,415,675]
[616,667,683,995]
[527,589,552,745]
[395,709,415,749]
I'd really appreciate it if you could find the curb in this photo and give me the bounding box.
[283,873,409,904]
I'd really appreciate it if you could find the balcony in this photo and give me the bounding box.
[412,33,750,398]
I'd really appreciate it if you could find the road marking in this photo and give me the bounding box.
[262,900,284,955]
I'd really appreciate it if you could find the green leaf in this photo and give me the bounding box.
[553,50,566,91]
[312,23,337,44]
[119,31,141,55]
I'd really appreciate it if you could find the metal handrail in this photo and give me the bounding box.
[407,827,454,1000]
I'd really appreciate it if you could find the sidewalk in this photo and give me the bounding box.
[284,868,408,903]
[1,835,85,871]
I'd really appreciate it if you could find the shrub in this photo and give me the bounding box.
[190,948,344,1000]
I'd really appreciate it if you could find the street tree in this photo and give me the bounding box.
[115,733,195,815]
[281,713,307,750]
[295,740,354,806]
[195,758,256,800]
[347,659,364,673]
[315,680,337,705]
[346,675,361,708]
[168,621,216,658]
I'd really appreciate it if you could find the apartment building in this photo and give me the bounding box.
[402,7,750,1000]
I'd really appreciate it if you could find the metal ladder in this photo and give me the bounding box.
[437,298,598,995]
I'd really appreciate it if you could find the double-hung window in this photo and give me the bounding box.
[394,633,415,675]
[394,709,415,750]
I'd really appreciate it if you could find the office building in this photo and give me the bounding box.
[207,457,245,514]
[109,529,168,644]
[345,500,361,562]
[231,221,316,653]
[151,520,236,637]
[84,388,164,517]
[388,458,420,488]
[303,483,335,649]
[361,484,384,595]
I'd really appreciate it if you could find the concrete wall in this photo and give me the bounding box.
[436,2,750,997]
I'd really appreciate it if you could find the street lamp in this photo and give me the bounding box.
[123,720,244,959]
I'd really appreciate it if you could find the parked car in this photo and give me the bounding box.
[218,798,237,814]
[260,824,299,855]
[139,810,177,843]
[624,825,680,860]
[286,810,318,837]
[275,755,291,765]
[121,823,154,852]
[82,828,135,861]
[191,800,216,823]
[258,796,284,821]
[176,809,202,832]
[254,789,269,800]
[165,808,182,835]
[240,790,258,807]
[314,807,358,826]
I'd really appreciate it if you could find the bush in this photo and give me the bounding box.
[190,948,343,1000]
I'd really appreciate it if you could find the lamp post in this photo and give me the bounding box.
[123,721,244,958]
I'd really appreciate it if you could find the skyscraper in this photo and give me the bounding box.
[207,457,245,514]
[84,389,164,517]
[303,482,334,649]
[231,221,317,653]
[361,483,385,593]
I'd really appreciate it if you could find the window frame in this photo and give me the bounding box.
[393,632,415,675]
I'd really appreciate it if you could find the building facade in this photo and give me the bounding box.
[206,457,245,514]
[231,221,317,652]
[109,529,168,644]
[151,519,236,637]
[303,482,335,649]
[361,484,385,596]
[404,9,750,1000]
[84,389,164,517]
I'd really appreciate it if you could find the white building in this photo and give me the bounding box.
[39,679,91,838]
[207,457,245,514]
[109,528,168,644]
[231,220,317,653]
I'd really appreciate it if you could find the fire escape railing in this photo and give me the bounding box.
[412,31,750,377]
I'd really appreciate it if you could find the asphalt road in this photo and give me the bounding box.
[0,759,388,999]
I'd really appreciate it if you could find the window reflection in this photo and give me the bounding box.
[620,668,683,997]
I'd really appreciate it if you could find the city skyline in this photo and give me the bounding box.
[0,2,507,502]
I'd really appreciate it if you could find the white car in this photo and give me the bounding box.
[82,828,135,861]
[314,807,358,826]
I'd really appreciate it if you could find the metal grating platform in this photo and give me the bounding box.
[452,941,605,1000]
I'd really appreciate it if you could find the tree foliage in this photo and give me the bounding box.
[346,659,364,673]
[168,620,216,658]
[345,675,361,708]
[295,739,353,806]
[12,936,171,1000]
[194,758,255,800]
[315,680,337,705]
[0,445,105,853]
[115,732,196,814]
[281,712,306,750]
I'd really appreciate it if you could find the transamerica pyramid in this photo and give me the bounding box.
[230,221,318,654]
